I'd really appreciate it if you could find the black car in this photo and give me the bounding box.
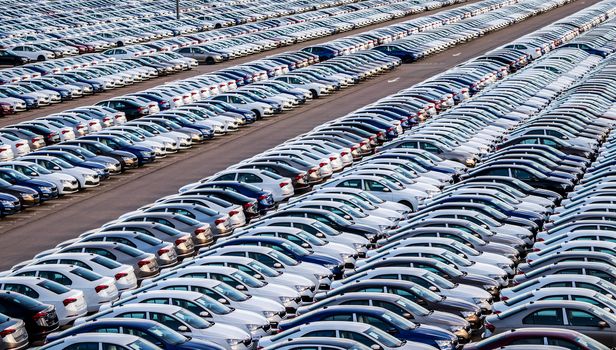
[62,140,139,171]
[0,50,31,65]
[0,291,59,340]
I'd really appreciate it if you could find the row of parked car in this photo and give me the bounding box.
[0,0,463,116]
[0,0,611,349]
[0,0,557,216]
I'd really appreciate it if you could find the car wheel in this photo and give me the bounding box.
[252,109,261,120]
[117,41,124,47]
[37,55,46,61]
[205,57,215,65]
[310,89,318,99]
[398,200,414,210]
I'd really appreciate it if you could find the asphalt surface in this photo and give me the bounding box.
[0,0,598,269]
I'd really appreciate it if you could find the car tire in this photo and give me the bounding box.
[205,57,215,65]
[117,41,124,47]
[310,89,318,99]
[37,55,46,61]
[398,200,414,210]
[252,109,261,120]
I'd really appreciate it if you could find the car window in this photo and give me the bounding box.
[238,173,262,183]
[84,248,116,260]
[566,309,605,327]
[546,338,584,350]
[39,271,72,286]
[522,308,564,325]
[4,284,39,298]
[150,312,183,330]
[65,344,99,350]
[119,312,146,319]
[323,314,354,322]
[508,338,544,345]
[365,180,387,192]
[214,174,235,181]
[338,180,362,189]
[96,327,121,333]
[304,330,336,337]
[123,328,160,346]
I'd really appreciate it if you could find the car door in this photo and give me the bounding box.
[521,307,565,327]
[364,179,393,201]
[565,307,614,344]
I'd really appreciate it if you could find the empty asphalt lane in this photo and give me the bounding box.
[0,0,599,269]
[0,0,481,127]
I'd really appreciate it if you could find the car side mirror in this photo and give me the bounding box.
[416,298,426,305]
[218,298,228,304]
[273,263,283,269]
[52,166,61,171]
[253,274,263,280]
[315,232,325,238]
[199,311,211,318]
[30,172,38,177]
[371,345,382,350]
[386,328,398,335]
[177,325,189,332]
[301,243,310,249]
[598,321,608,328]
[235,284,246,290]
[429,286,438,292]
[344,215,352,220]
[382,187,391,192]
[402,312,413,319]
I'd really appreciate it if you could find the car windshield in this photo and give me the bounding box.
[381,312,415,330]
[395,297,430,315]
[59,152,83,163]
[442,251,472,267]
[366,326,402,347]
[327,213,352,226]
[231,271,265,288]
[213,283,249,301]
[173,309,212,329]
[128,339,161,350]
[340,205,367,218]
[51,158,74,168]
[296,231,325,246]
[6,169,30,181]
[268,251,299,265]
[421,271,456,289]
[247,261,281,277]
[195,296,232,314]
[574,334,609,350]
[281,241,309,256]
[27,163,52,175]
[147,324,187,345]
[69,147,96,158]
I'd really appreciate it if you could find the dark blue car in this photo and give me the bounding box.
[211,236,344,276]
[198,100,256,123]
[0,168,58,201]
[191,181,275,212]
[0,193,21,216]
[44,318,225,350]
[79,135,156,166]
[279,305,457,349]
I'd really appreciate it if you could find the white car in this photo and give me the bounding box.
[11,264,119,313]
[0,160,80,194]
[21,252,138,291]
[6,45,54,61]
[108,290,271,338]
[0,134,28,157]
[123,278,286,327]
[41,333,158,350]
[193,169,294,202]
[146,265,300,312]
[18,155,100,189]
[77,303,253,350]
[210,93,274,119]
[0,276,87,326]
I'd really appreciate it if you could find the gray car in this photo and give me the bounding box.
[484,300,616,346]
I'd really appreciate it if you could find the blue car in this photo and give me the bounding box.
[0,168,59,201]
[44,145,123,175]
[198,100,256,122]
[0,192,21,216]
[191,181,275,212]
[210,236,344,276]
[279,305,458,350]
[30,150,110,180]
[79,135,156,166]
[44,318,226,350]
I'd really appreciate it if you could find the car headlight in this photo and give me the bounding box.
[0,200,15,207]
[279,296,294,304]
[472,297,489,304]
[226,338,242,346]
[246,324,260,331]
[122,156,134,162]
[140,151,152,157]
[460,311,476,318]
[20,193,34,200]
[435,340,453,350]
[61,179,73,185]
[95,169,106,175]
[295,285,310,292]
[40,187,52,193]
[465,158,475,166]
[262,311,276,318]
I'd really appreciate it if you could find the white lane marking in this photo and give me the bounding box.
[388,78,400,83]
[452,52,461,56]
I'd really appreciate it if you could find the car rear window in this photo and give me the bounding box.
[92,256,122,269]
[38,280,71,294]
[116,245,144,258]
[71,267,102,281]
